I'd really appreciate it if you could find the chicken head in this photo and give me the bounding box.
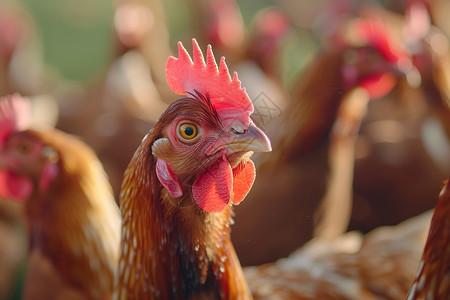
[153,39,271,212]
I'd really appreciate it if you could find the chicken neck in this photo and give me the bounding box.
[116,133,252,300]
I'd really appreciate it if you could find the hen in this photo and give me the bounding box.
[114,39,271,299]
[400,0,450,171]
[244,207,432,300]
[233,10,416,264]
[0,94,121,299]
[406,179,450,299]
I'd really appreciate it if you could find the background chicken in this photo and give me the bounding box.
[245,207,432,300]
[115,39,271,299]
[406,179,449,299]
[399,0,450,171]
[232,2,448,265]
[233,7,408,264]
[0,94,120,299]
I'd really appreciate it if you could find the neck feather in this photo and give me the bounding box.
[25,157,120,299]
[116,133,252,300]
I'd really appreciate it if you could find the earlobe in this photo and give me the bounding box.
[39,163,58,193]
[155,159,183,198]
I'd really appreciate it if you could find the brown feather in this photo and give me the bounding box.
[21,128,120,299]
[115,97,252,299]
[244,209,431,299]
[406,179,450,299]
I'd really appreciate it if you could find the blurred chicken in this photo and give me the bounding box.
[0,6,59,289]
[187,0,246,57]
[233,9,419,265]
[399,0,450,172]
[0,94,120,299]
[114,39,271,299]
[346,0,450,237]
[245,205,432,300]
[406,179,449,299]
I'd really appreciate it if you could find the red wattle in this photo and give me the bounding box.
[359,72,397,99]
[192,157,233,213]
[232,160,256,205]
[0,169,32,202]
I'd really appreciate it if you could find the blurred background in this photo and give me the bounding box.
[0,0,449,298]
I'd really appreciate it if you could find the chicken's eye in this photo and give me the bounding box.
[16,143,33,155]
[178,123,199,142]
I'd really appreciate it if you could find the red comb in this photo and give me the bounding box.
[355,19,409,63]
[166,38,253,120]
[0,94,30,150]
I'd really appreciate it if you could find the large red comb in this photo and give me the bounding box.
[166,38,253,119]
[0,94,30,150]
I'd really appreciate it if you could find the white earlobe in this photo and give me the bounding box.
[155,158,183,198]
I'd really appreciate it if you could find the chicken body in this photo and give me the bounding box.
[245,207,432,300]
[0,96,121,299]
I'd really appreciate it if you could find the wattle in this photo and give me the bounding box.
[231,160,256,205]
[192,157,233,212]
[359,72,397,99]
[0,169,32,202]
[192,157,256,213]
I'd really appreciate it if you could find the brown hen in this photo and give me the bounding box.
[245,204,432,300]
[0,94,120,299]
[406,179,450,299]
[233,10,416,265]
[114,39,271,299]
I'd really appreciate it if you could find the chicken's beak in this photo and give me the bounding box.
[219,123,272,153]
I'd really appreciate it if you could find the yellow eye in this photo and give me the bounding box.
[178,123,199,141]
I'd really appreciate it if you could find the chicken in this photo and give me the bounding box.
[233,11,416,265]
[114,39,271,299]
[187,0,246,56]
[244,207,432,300]
[400,0,450,172]
[0,94,121,299]
[406,179,450,299]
